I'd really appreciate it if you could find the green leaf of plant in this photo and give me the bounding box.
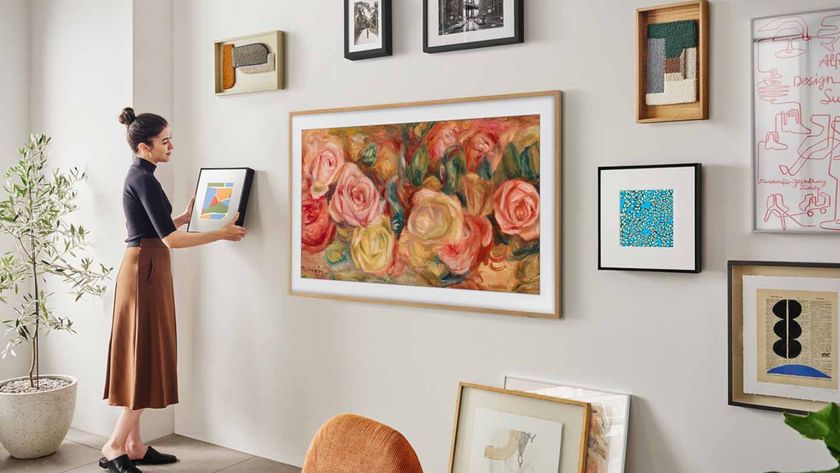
[783,403,840,463]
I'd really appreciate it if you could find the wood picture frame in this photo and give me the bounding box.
[636,0,709,123]
[345,0,392,60]
[289,91,562,318]
[729,260,840,413]
[187,167,255,232]
[214,30,285,95]
[598,163,701,273]
[447,382,590,473]
[423,0,524,54]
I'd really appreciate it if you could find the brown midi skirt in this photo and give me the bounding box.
[103,238,178,409]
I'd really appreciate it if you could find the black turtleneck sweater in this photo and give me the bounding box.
[123,158,177,247]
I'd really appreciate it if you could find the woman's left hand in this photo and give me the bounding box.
[174,197,195,227]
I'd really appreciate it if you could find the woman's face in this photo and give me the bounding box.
[139,126,174,164]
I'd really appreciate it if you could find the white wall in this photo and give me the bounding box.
[30,0,172,441]
[170,0,840,472]
[0,0,31,384]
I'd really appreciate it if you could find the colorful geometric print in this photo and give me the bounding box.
[645,20,698,106]
[201,182,234,220]
[619,189,674,248]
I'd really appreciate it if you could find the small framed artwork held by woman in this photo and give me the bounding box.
[187,167,255,233]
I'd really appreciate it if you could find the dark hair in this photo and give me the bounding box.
[118,107,168,154]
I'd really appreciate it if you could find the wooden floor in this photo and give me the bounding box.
[0,428,301,473]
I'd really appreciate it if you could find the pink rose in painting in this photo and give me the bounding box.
[493,179,540,240]
[425,123,461,162]
[301,190,335,253]
[440,215,493,275]
[328,163,385,227]
[464,130,501,171]
[303,135,346,198]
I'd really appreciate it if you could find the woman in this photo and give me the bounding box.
[100,108,246,473]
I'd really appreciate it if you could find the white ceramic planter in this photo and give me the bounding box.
[0,375,77,459]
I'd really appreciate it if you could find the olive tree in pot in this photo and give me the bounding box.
[0,134,111,459]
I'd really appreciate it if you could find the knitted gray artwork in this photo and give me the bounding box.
[233,43,270,67]
[646,38,666,94]
[239,53,276,74]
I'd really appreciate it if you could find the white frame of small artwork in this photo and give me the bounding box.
[448,382,590,473]
[504,376,631,473]
[598,163,701,273]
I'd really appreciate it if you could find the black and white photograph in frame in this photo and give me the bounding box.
[424,0,523,53]
[598,164,701,273]
[345,0,392,60]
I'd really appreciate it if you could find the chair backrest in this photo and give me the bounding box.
[302,413,424,473]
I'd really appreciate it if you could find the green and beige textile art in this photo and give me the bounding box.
[645,20,699,106]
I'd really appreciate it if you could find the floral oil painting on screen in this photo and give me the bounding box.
[299,114,541,294]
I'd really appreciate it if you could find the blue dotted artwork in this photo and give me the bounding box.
[620,189,674,248]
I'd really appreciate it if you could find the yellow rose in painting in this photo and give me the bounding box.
[405,189,463,245]
[351,216,395,275]
[462,173,494,216]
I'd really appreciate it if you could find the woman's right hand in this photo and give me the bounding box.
[217,213,246,241]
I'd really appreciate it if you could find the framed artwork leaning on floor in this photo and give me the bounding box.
[289,91,561,317]
[448,383,590,473]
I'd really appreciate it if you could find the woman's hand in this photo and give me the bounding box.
[216,213,246,241]
[173,197,195,228]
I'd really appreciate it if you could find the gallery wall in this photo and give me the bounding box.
[27,0,174,440]
[0,0,31,383]
[169,0,840,472]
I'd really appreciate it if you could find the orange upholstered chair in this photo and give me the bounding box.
[302,413,424,473]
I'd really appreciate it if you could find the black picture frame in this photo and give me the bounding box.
[187,167,255,232]
[345,0,392,61]
[597,163,702,273]
[423,0,524,54]
[728,260,840,414]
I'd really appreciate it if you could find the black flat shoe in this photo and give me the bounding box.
[133,446,178,465]
[99,454,143,473]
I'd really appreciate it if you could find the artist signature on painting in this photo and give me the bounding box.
[302,265,328,278]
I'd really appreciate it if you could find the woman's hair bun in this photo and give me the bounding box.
[118,107,136,126]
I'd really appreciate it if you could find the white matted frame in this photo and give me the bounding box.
[504,376,630,473]
[288,91,562,318]
[187,167,254,232]
[598,163,701,273]
[448,383,590,473]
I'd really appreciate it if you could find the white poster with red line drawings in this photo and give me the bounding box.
[753,9,840,233]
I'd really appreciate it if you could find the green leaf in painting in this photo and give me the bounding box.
[407,145,430,187]
[495,143,521,183]
[476,157,493,181]
[509,241,540,261]
[439,146,466,195]
[520,142,540,182]
[359,143,378,167]
[387,177,405,238]
[323,241,349,267]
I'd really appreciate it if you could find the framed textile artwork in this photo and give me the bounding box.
[289,91,561,317]
[636,0,709,123]
[729,261,840,413]
[752,8,840,233]
[187,168,255,232]
[598,163,701,273]
[504,376,630,473]
[214,31,285,95]
[423,0,524,54]
[448,383,590,473]
[345,0,392,60]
